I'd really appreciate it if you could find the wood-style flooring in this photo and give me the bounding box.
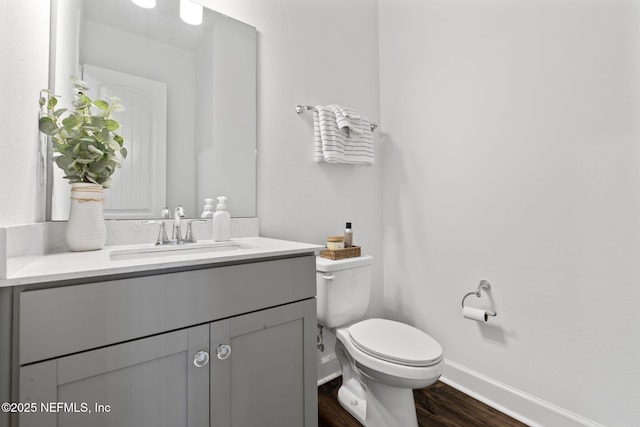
[318,377,529,427]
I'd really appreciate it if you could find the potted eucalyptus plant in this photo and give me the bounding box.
[39,77,127,251]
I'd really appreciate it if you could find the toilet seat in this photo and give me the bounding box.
[348,318,442,367]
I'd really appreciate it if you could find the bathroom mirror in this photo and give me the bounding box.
[48,0,257,219]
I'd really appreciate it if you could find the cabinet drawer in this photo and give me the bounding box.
[19,256,315,365]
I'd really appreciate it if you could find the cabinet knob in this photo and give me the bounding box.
[193,350,210,367]
[216,344,232,360]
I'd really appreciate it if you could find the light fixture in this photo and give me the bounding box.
[131,0,156,8]
[180,0,203,25]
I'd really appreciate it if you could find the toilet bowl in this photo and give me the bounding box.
[316,255,444,427]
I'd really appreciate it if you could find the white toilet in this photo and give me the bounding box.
[316,255,444,427]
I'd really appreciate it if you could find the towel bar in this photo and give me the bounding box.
[296,104,378,131]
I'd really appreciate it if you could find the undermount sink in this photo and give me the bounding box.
[109,241,252,261]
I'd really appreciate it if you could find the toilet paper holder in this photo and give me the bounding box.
[461,280,497,317]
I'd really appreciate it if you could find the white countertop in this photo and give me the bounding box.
[1,237,323,287]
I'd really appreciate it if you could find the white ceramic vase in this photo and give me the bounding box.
[66,183,107,251]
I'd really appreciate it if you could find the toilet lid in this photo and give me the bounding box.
[348,318,443,367]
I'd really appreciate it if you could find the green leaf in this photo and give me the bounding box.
[89,162,107,173]
[120,147,128,159]
[113,134,124,146]
[80,125,100,133]
[39,90,47,108]
[80,94,92,106]
[57,144,73,156]
[93,99,110,111]
[62,115,79,129]
[92,117,105,128]
[54,155,73,170]
[87,144,104,156]
[100,128,110,143]
[71,76,89,91]
[38,117,58,135]
[52,134,64,145]
[107,140,120,151]
[110,96,124,112]
[47,96,58,110]
[105,119,120,131]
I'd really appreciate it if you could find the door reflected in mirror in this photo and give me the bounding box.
[49,0,256,219]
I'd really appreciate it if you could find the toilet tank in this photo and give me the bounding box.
[316,255,373,328]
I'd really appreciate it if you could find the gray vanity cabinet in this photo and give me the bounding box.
[210,300,317,427]
[20,324,210,427]
[15,256,318,427]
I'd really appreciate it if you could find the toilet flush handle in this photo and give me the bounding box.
[322,274,335,281]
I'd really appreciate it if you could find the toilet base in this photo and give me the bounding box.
[337,382,367,425]
[337,376,419,427]
[364,379,418,427]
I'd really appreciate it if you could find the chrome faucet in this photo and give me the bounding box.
[145,206,206,246]
[184,219,206,243]
[143,220,171,245]
[172,206,186,244]
[144,206,203,246]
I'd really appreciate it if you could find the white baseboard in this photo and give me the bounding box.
[317,352,341,386]
[442,360,606,427]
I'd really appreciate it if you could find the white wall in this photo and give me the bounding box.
[205,0,384,311]
[379,0,640,426]
[0,0,50,225]
[203,0,384,377]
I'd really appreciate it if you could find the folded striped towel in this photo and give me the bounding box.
[313,105,375,165]
[330,104,363,135]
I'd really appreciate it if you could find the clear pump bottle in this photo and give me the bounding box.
[201,198,214,218]
[213,196,231,241]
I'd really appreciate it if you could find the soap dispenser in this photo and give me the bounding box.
[201,198,214,218]
[213,196,231,241]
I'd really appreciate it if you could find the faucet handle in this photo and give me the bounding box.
[184,219,206,243]
[143,220,170,245]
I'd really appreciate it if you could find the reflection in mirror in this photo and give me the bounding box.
[49,0,257,219]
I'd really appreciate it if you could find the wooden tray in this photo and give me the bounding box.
[319,246,361,260]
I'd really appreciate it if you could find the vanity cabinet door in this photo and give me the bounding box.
[19,325,210,427]
[210,299,318,427]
